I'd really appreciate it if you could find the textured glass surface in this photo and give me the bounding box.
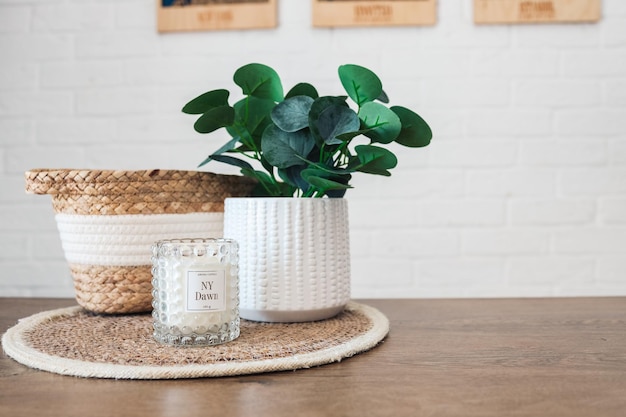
[151,238,240,346]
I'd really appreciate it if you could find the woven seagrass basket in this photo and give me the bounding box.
[25,169,256,314]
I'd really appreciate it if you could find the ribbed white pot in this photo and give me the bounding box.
[224,198,351,322]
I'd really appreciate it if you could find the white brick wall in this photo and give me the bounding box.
[1,0,625,299]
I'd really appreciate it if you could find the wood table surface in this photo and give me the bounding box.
[1,297,625,417]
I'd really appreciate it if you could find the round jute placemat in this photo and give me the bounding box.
[2,302,389,380]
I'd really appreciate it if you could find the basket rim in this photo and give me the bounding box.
[25,168,253,182]
[25,168,257,196]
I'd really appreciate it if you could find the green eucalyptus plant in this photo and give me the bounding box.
[183,63,432,198]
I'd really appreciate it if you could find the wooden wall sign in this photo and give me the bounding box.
[312,0,437,28]
[157,0,277,33]
[474,0,601,24]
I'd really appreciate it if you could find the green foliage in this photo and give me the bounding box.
[233,64,283,102]
[183,63,432,198]
[338,64,383,106]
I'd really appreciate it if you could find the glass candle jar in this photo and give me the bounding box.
[151,238,240,346]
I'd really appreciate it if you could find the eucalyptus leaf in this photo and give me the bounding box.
[358,102,401,144]
[354,144,397,176]
[286,83,319,99]
[239,168,294,197]
[308,175,352,192]
[301,168,352,187]
[193,105,235,134]
[248,171,294,197]
[316,105,360,145]
[271,96,314,132]
[338,64,383,107]
[182,89,230,115]
[325,188,349,198]
[274,181,298,197]
[240,168,272,184]
[278,165,310,191]
[391,106,432,148]
[234,63,283,102]
[301,168,352,197]
[309,96,349,118]
[335,128,372,142]
[227,96,275,149]
[377,89,389,104]
[240,168,278,196]
[309,96,349,144]
[211,136,241,155]
[232,96,276,133]
[261,124,315,168]
[297,158,355,175]
[260,156,274,176]
[202,154,254,170]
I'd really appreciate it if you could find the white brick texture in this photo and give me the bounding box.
[1,0,626,298]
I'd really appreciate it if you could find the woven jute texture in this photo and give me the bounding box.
[69,264,153,314]
[24,168,257,314]
[25,168,257,215]
[1,302,389,380]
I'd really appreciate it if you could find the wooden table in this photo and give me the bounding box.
[1,297,625,417]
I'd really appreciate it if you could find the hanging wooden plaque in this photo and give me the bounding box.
[157,0,277,33]
[474,0,601,24]
[312,0,437,28]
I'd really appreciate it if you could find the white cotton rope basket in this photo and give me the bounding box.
[1,302,389,380]
[24,169,257,314]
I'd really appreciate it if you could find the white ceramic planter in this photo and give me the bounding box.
[224,198,351,322]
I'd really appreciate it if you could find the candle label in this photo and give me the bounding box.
[186,269,226,312]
